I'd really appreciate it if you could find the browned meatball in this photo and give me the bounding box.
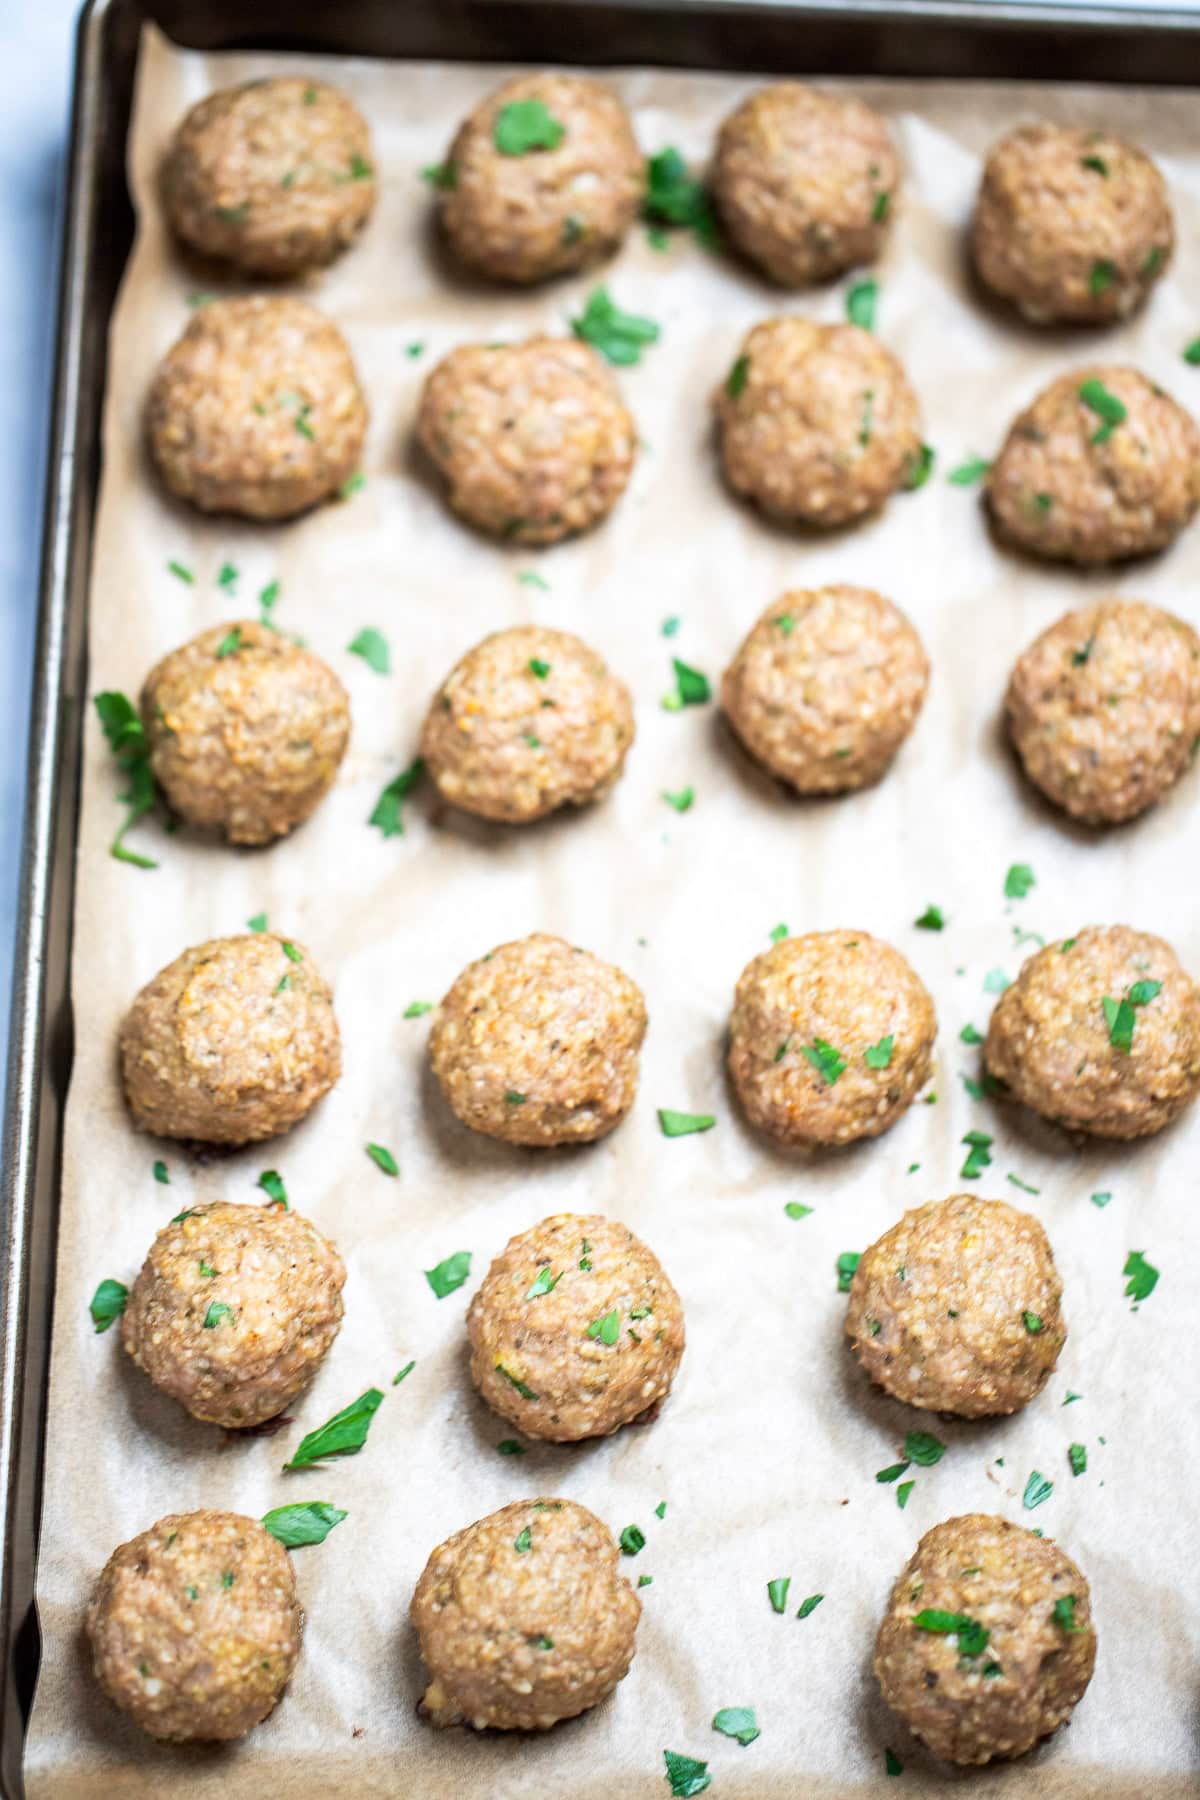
[845,1196,1065,1417]
[713,83,899,287]
[420,626,634,823]
[119,933,341,1146]
[163,76,376,276]
[972,123,1172,325]
[987,366,1200,565]
[428,933,646,1147]
[436,72,642,283]
[141,620,350,845]
[1006,598,1200,825]
[874,1514,1096,1764]
[467,1213,685,1441]
[86,1510,302,1741]
[985,924,1200,1138]
[411,1497,640,1729]
[721,585,928,793]
[146,296,367,520]
[715,318,923,528]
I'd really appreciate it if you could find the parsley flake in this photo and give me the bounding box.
[784,1201,813,1220]
[93,692,157,869]
[494,98,564,155]
[948,456,991,485]
[644,147,717,246]
[403,1001,433,1018]
[284,1388,383,1470]
[904,1430,945,1466]
[348,628,390,675]
[1053,1594,1086,1633]
[960,1129,993,1180]
[1004,862,1035,899]
[619,1524,646,1555]
[587,1308,621,1346]
[767,1576,791,1614]
[1023,1469,1053,1509]
[802,1039,846,1085]
[1023,1311,1044,1333]
[257,1169,287,1208]
[365,1142,399,1177]
[526,1265,561,1300]
[836,1251,861,1293]
[571,286,660,366]
[657,1108,715,1137]
[663,1749,712,1797]
[1068,1442,1087,1477]
[662,657,711,710]
[514,1525,533,1553]
[864,1034,894,1070]
[914,904,944,930]
[662,786,695,813]
[712,1706,759,1747]
[203,1301,234,1330]
[1123,1248,1159,1305]
[261,1502,347,1548]
[913,1610,989,1656]
[495,1363,537,1400]
[425,1251,471,1299]
[846,277,878,331]
[152,1159,169,1184]
[369,758,424,837]
[89,1279,128,1333]
[1078,377,1127,444]
[797,1593,824,1619]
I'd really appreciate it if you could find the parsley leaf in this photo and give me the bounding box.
[587,1308,621,1346]
[662,657,711,710]
[846,277,878,331]
[152,1159,169,1184]
[1023,1469,1053,1509]
[348,628,390,675]
[712,1706,759,1747]
[526,1266,561,1300]
[619,1524,646,1555]
[948,456,991,485]
[1078,377,1127,444]
[494,98,564,156]
[876,1461,911,1484]
[904,1430,945,1466]
[284,1388,383,1470]
[797,1593,824,1619]
[365,1142,399,1177]
[1053,1594,1086,1633]
[1123,1248,1159,1305]
[864,1034,894,1069]
[896,1479,915,1509]
[726,354,749,398]
[261,1501,347,1548]
[257,1170,287,1208]
[247,912,268,932]
[167,559,194,583]
[663,1750,712,1797]
[959,1023,983,1044]
[913,1610,989,1656]
[369,758,424,837]
[1004,862,1035,899]
[802,1039,846,1085]
[904,443,935,490]
[1023,1311,1043,1333]
[403,1001,433,1018]
[657,1108,715,1137]
[571,286,660,366]
[203,1301,234,1329]
[767,1576,791,1613]
[89,1278,128,1333]
[514,1525,533,1553]
[836,1251,861,1293]
[1185,338,1200,367]
[914,904,944,930]
[393,1361,415,1385]
[784,1201,813,1220]
[215,626,242,659]
[93,692,157,869]
[425,1251,471,1299]
[1089,258,1117,296]
[496,1362,538,1400]
[643,148,717,246]
[960,1129,993,1180]
[422,161,456,190]
[1068,1442,1087,1477]
[662,786,695,813]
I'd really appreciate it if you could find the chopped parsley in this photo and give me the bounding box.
[284,1388,383,1470]
[496,1363,537,1400]
[864,1034,894,1070]
[526,1266,561,1300]
[1007,1174,1039,1195]
[1022,1311,1044,1333]
[339,470,366,499]
[261,1501,347,1548]
[960,1130,993,1179]
[203,1301,234,1329]
[1081,153,1109,175]
[1078,377,1127,444]
[872,189,891,222]
[802,1039,846,1085]
[392,1361,415,1385]
[1068,1442,1087,1477]
[1004,862,1035,900]
[167,559,194,583]
[493,99,564,156]
[587,1308,621,1346]
[369,758,424,837]
[948,456,991,485]
[982,967,1010,993]
[89,1278,128,1333]
[93,692,157,869]
[655,1501,667,1519]
[217,624,244,658]
[619,1525,646,1555]
[348,628,390,675]
[257,1170,288,1208]
[497,1439,524,1455]
[784,1201,813,1221]
[662,657,711,710]
[712,1706,759,1747]
[247,912,268,933]
[425,1251,471,1298]
[767,1576,791,1614]
[152,1160,169,1184]
[365,1142,399,1177]
[959,1023,983,1044]
[1053,1594,1086,1633]
[514,1526,533,1553]
[403,1001,433,1018]
[662,786,695,813]
[571,286,660,366]
[796,1593,824,1619]
[1089,258,1117,297]
[1091,1191,1113,1209]
[896,1480,915,1509]
[505,1091,527,1107]
[1185,338,1200,367]
[663,1749,712,1797]
[846,277,878,331]
[904,442,936,490]
[643,147,717,246]
[422,161,456,190]
[914,904,944,930]
[885,1748,903,1777]
[876,1461,910,1484]
[1102,978,1161,1052]
[836,1251,861,1293]
[912,1610,989,1657]
[657,1108,715,1137]
[769,922,788,942]
[528,658,551,680]
[1023,1469,1053,1509]
[216,561,238,592]
[904,1430,944,1466]
[1123,1248,1159,1306]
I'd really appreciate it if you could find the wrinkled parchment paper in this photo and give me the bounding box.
[23,23,1200,1797]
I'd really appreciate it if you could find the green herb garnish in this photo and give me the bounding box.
[767,1576,791,1614]
[261,1502,347,1548]
[712,1706,759,1747]
[571,286,660,366]
[846,277,878,331]
[284,1388,384,1470]
[802,1039,846,1085]
[369,758,424,837]
[494,99,564,156]
[657,1108,715,1137]
[425,1251,471,1299]
[365,1143,399,1177]
[1123,1248,1159,1305]
[93,692,157,869]
[348,628,390,675]
[89,1278,128,1333]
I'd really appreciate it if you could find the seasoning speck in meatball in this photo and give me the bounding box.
[972,123,1172,325]
[729,929,935,1148]
[119,933,341,1145]
[987,366,1200,565]
[874,1513,1096,1764]
[721,585,928,793]
[163,76,376,277]
[146,296,367,520]
[428,933,646,1146]
[411,1497,640,1729]
[985,923,1200,1138]
[86,1509,302,1741]
[713,83,899,287]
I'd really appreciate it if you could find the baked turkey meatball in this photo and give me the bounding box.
[467,1213,684,1441]
[728,929,935,1148]
[146,296,367,520]
[121,1201,346,1428]
[985,924,1200,1138]
[141,620,350,845]
[713,83,899,287]
[163,76,376,276]
[972,123,1172,325]
[428,933,646,1147]
[1006,598,1200,825]
[874,1514,1096,1765]
[845,1195,1065,1417]
[411,1497,640,1729]
[715,318,923,528]
[416,336,636,544]
[436,72,642,283]
[86,1510,302,1741]
[119,933,341,1145]
[420,626,633,823]
[721,585,928,793]
[987,366,1200,565]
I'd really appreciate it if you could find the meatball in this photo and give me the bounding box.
[141,620,350,845]
[436,72,642,284]
[86,1509,302,1741]
[121,1201,345,1428]
[411,1497,640,1729]
[163,76,376,277]
[972,123,1172,325]
[420,626,634,823]
[1006,598,1200,825]
[720,585,928,793]
[845,1195,1065,1417]
[984,924,1200,1139]
[715,318,923,528]
[119,932,341,1145]
[428,933,646,1147]
[467,1213,685,1441]
[416,337,635,545]
[713,83,899,287]
[729,930,935,1148]
[874,1514,1096,1765]
[987,366,1200,565]
[146,296,367,520]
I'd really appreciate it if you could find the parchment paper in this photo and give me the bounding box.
[22,24,1200,1796]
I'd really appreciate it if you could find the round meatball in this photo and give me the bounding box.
[121,1201,346,1428]
[411,1497,640,1729]
[467,1213,685,1441]
[141,620,350,845]
[86,1510,302,1741]
[436,72,642,284]
[1006,598,1200,825]
[428,933,646,1147]
[163,76,376,276]
[987,366,1200,565]
[874,1514,1096,1765]
[713,83,899,287]
[729,930,935,1148]
[715,318,923,528]
[420,626,634,823]
[846,1195,1065,1417]
[721,585,928,793]
[119,932,341,1145]
[972,123,1172,325]
[146,296,367,520]
[985,924,1200,1139]
[416,337,635,545]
